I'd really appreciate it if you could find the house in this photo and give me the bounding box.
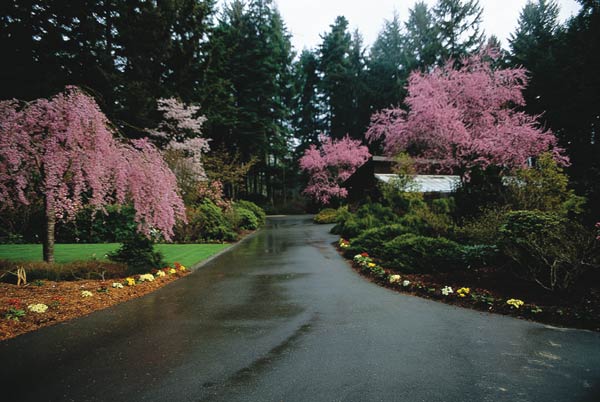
[343,156,460,204]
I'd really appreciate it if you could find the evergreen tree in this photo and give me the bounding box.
[434,0,484,61]
[404,2,440,71]
[318,16,353,139]
[553,0,600,220]
[509,0,563,118]
[367,13,409,114]
[201,0,294,203]
[291,49,323,156]
[0,0,216,137]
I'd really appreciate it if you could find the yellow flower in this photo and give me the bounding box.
[368,262,376,268]
[179,265,187,271]
[125,277,136,286]
[457,287,470,297]
[169,268,177,274]
[389,274,401,284]
[138,274,155,282]
[506,299,525,308]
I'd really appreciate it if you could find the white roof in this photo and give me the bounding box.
[374,174,460,193]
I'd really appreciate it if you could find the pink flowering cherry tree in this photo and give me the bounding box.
[366,51,568,177]
[0,87,186,262]
[299,134,371,204]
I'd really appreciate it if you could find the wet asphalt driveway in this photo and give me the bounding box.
[1,215,600,402]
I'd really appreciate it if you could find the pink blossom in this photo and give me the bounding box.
[366,52,568,176]
[148,98,210,181]
[299,134,370,204]
[0,86,185,240]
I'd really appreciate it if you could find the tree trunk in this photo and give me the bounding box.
[43,202,55,263]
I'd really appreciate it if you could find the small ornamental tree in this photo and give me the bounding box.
[299,134,371,204]
[0,87,186,262]
[366,51,568,177]
[149,98,211,202]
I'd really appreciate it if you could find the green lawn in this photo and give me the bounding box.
[0,243,230,268]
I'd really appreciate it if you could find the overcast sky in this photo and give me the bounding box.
[267,0,581,52]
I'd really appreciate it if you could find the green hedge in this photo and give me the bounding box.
[380,234,464,273]
[348,224,411,257]
[235,200,266,225]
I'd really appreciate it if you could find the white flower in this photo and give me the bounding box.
[389,274,402,284]
[441,286,454,296]
[112,282,124,289]
[402,280,411,287]
[81,291,93,298]
[27,303,48,313]
[139,274,155,282]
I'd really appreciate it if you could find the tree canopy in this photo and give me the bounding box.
[366,52,567,176]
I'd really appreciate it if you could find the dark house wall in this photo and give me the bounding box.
[344,157,395,205]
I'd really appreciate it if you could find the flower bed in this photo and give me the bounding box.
[0,264,189,341]
[340,239,600,331]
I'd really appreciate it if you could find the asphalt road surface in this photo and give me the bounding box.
[1,215,599,402]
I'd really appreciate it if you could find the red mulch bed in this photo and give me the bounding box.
[341,247,600,332]
[0,270,189,342]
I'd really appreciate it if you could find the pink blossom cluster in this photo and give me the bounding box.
[0,86,185,240]
[366,52,568,175]
[148,98,207,138]
[148,98,210,181]
[299,134,371,204]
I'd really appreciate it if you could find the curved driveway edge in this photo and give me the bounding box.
[0,215,599,402]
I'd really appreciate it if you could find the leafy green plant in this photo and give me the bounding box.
[175,200,237,242]
[461,244,500,269]
[5,307,26,321]
[332,203,400,238]
[456,206,510,245]
[234,200,266,225]
[348,224,410,257]
[507,152,585,215]
[380,234,464,273]
[499,210,600,292]
[233,207,259,230]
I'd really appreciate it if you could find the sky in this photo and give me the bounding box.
[268,0,582,52]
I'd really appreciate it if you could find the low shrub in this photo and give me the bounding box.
[235,200,266,225]
[197,200,238,241]
[314,208,339,224]
[456,206,510,245]
[348,224,411,257]
[0,260,128,283]
[461,244,500,269]
[332,203,399,239]
[506,152,586,216]
[398,206,453,237]
[175,200,238,243]
[499,210,600,292]
[234,207,259,231]
[380,234,464,273]
[108,233,165,275]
